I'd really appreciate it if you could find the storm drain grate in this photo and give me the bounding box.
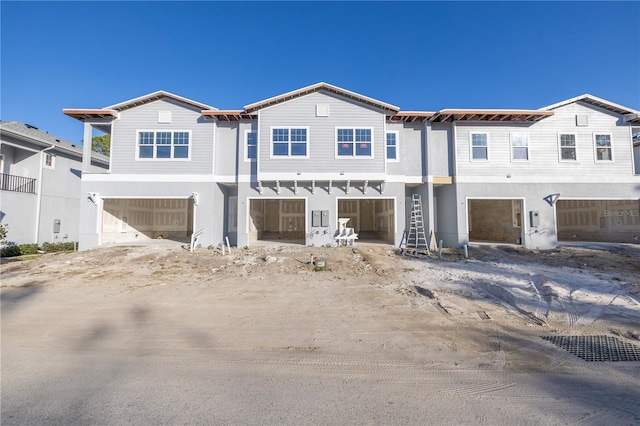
[541,335,640,362]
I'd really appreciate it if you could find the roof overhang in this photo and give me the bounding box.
[201,110,257,121]
[429,109,553,123]
[106,90,216,111]
[625,112,640,123]
[387,111,436,123]
[244,82,400,114]
[542,94,639,117]
[62,109,119,121]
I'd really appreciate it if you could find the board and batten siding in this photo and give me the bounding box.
[385,122,424,179]
[258,91,386,175]
[110,99,214,175]
[455,102,636,181]
[214,122,240,178]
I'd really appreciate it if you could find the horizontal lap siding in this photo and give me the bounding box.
[111,99,213,174]
[456,102,635,179]
[258,92,386,174]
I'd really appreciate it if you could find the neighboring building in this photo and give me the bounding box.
[62,84,640,251]
[0,121,109,245]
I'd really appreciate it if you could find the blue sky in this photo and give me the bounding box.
[1,1,639,142]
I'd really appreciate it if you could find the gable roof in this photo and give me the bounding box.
[64,90,217,121]
[541,94,639,119]
[0,121,109,164]
[243,82,400,114]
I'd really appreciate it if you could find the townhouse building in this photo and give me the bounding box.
[0,121,109,245]
[63,83,640,251]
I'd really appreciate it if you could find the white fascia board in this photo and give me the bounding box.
[106,90,217,111]
[257,172,387,181]
[81,173,216,182]
[455,175,640,184]
[541,94,638,114]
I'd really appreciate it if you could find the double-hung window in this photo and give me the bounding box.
[137,130,190,160]
[558,133,577,161]
[594,133,613,161]
[271,127,308,157]
[511,132,529,161]
[245,130,257,161]
[336,128,373,157]
[470,132,488,161]
[386,131,398,161]
[43,153,56,169]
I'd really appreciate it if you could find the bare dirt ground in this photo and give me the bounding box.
[2,241,639,425]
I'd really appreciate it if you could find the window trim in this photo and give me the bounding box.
[43,153,56,169]
[269,126,310,159]
[557,132,578,162]
[335,127,375,159]
[469,132,489,162]
[385,131,399,162]
[510,132,530,162]
[135,129,192,161]
[244,129,257,162]
[593,133,614,162]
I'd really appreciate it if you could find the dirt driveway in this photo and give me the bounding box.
[2,242,639,425]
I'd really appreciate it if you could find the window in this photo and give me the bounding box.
[511,132,529,161]
[386,131,398,161]
[558,133,577,161]
[470,132,488,161]
[137,130,190,160]
[336,128,372,157]
[43,153,55,169]
[594,133,613,161]
[245,130,257,161]
[271,127,308,157]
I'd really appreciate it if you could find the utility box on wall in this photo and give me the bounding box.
[530,211,540,227]
[311,210,329,227]
[53,219,61,233]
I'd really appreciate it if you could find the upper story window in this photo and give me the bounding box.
[43,153,55,169]
[336,128,372,157]
[386,131,398,161]
[511,132,529,161]
[470,132,488,161]
[558,133,577,161]
[271,127,308,157]
[245,130,257,161]
[594,133,613,162]
[137,130,190,160]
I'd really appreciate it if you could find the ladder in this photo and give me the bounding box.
[402,194,429,255]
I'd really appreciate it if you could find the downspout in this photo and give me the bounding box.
[34,144,56,243]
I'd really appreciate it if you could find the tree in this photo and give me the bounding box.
[92,134,111,156]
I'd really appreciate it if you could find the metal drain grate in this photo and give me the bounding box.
[541,335,640,362]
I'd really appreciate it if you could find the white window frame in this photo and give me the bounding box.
[469,132,489,161]
[593,133,613,162]
[269,126,310,159]
[135,130,192,161]
[385,131,399,162]
[43,153,56,169]
[557,133,577,162]
[335,127,374,159]
[245,129,257,162]
[510,132,530,162]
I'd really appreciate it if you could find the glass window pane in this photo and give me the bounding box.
[597,147,611,161]
[174,132,189,145]
[291,143,307,156]
[247,146,257,159]
[355,142,371,156]
[595,134,611,147]
[157,146,171,158]
[513,147,528,160]
[472,147,487,160]
[338,129,353,142]
[174,146,189,158]
[273,129,288,142]
[355,129,371,142]
[247,132,257,146]
[561,148,576,160]
[471,133,487,146]
[139,132,154,145]
[338,142,353,156]
[273,143,288,156]
[290,129,307,142]
[387,146,396,159]
[139,146,153,158]
[156,132,172,145]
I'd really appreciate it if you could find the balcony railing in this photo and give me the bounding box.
[0,173,37,194]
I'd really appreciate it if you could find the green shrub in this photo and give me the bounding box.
[18,243,39,254]
[1,244,21,257]
[41,242,76,253]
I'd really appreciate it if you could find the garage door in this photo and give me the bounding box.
[557,200,639,243]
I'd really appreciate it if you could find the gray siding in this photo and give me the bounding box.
[456,102,636,180]
[215,122,240,178]
[258,91,387,175]
[430,124,453,177]
[386,122,424,178]
[110,99,214,175]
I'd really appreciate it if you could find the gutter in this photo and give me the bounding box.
[34,144,55,243]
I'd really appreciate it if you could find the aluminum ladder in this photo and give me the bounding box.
[402,194,429,255]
